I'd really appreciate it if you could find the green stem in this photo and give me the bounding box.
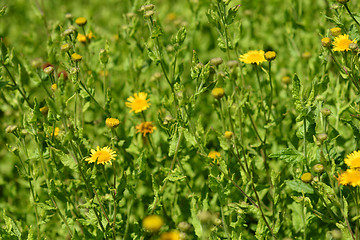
[344,4,360,28]
[2,63,33,108]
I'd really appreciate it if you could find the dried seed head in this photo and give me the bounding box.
[321,108,331,117]
[144,10,154,18]
[65,13,73,20]
[43,66,54,75]
[349,43,358,51]
[336,0,349,4]
[61,43,71,52]
[317,133,328,142]
[227,60,239,68]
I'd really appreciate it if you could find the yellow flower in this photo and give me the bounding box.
[86,31,95,40]
[330,27,342,37]
[136,122,156,136]
[106,118,120,128]
[239,50,266,65]
[160,231,180,240]
[142,215,163,232]
[40,106,49,116]
[208,151,221,165]
[51,83,57,91]
[264,51,276,61]
[211,88,225,100]
[85,146,116,165]
[51,127,60,137]
[321,37,331,47]
[125,92,150,113]
[224,131,233,139]
[71,53,83,62]
[333,34,357,52]
[77,33,87,43]
[337,169,360,187]
[301,173,313,183]
[344,150,360,168]
[75,17,87,26]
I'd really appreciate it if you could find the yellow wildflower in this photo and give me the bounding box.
[75,17,87,26]
[106,118,120,128]
[337,169,360,187]
[136,122,156,136]
[85,146,116,165]
[239,50,266,65]
[125,92,150,113]
[333,34,357,52]
[142,215,163,232]
[344,150,360,168]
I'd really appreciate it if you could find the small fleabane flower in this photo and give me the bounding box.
[125,92,150,113]
[211,88,225,100]
[75,17,87,26]
[321,37,331,47]
[160,231,180,240]
[71,53,83,62]
[85,146,116,165]
[344,150,360,168]
[106,118,120,128]
[239,50,266,65]
[337,169,360,187]
[264,51,276,61]
[224,131,233,139]
[333,34,357,52]
[330,27,342,37]
[142,215,163,233]
[301,172,313,183]
[51,83,57,91]
[77,33,87,43]
[51,127,60,137]
[136,122,156,136]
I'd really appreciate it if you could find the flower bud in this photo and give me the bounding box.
[321,37,331,47]
[77,33,87,43]
[265,51,276,61]
[144,10,154,18]
[142,215,163,233]
[40,106,49,116]
[51,83,57,91]
[99,48,109,64]
[75,17,87,26]
[224,131,233,139]
[210,57,223,66]
[144,4,155,10]
[65,13,73,20]
[349,43,358,51]
[211,87,225,100]
[321,108,331,117]
[301,172,313,183]
[106,118,120,128]
[313,164,324,173]
[336,0,349,4]
[330,27,341,37]
[227,60,239,69]
[317,133,328,142]
[62,28,74,37]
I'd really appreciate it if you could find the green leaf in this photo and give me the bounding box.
[226,5,240,25]
[168,131,178,156]
[151,22,163,39]
[269,148,305,164]
[183,128,197,147]
[285,179,314,194]
[163,167,186,182]
[190,197,203,238]
[0,6,7,17]
[59,153,78,173]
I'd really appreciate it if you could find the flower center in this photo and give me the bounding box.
[94,151,111,163]
[339,39,352,48]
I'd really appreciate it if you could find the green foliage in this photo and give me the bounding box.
[1,0,360,239]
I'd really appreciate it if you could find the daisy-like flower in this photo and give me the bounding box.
[77,33,87,43]
[142,215,164,233]
[239,50,266,65]
[51,127,60,137]
[136,122,156,136]
[337,169,360,187]
[333,34,357,52]
[125,92,150,113]
[85,146,116,165]
[344,150,360,168]
[106,118,120,128]
[208,151,221,165]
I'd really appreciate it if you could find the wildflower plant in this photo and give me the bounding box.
[2,0,360,239]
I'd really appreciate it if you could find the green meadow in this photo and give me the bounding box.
[1,0,360,239]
